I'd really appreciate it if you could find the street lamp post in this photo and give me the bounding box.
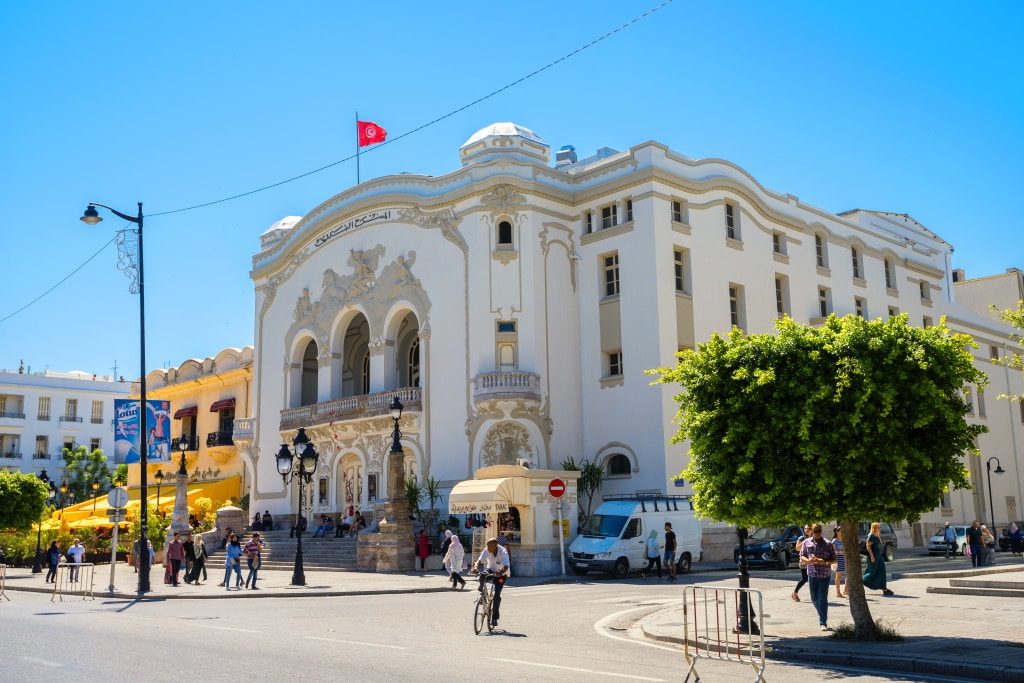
[276,428,319,586]
[59,481,68,514]
[168,434,192,537]
[155,470,164,513]
[81,201,152,593]
[986,456,1006,533]
[734,526,759,634]
[91,477,100,512]
[388,397,404,504]
[32,470,53,574]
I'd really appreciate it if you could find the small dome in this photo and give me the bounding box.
[462,122,546,147]
[459,122,550,167]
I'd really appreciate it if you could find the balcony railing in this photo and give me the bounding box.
[33,452,49,460]
[0,411,26,419]
[38,414,50,421]
[90,417,104,424]
[280,387,422,432]
[472,371,542,402]
[59,416,83,424]
[206,431,235,448]
[233,418,254,442]
[1,451,23,459]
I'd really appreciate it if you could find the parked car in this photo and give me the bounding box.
[998,521,1024,553]
[857,522,898,562]
[733,524,804,570]
[927,525,969,556]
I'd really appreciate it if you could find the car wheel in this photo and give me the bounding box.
[571,566,588,576]
[883,544,895,562]
[611,557,629,579]
[776,551,789,570]
[677,553,692,574]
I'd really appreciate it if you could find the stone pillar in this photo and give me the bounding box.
[357,448,415,572]
[168,471,191,540]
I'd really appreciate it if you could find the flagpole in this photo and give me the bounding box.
[355,111,361,185]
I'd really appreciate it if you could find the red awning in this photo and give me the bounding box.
[173,406,198,419]
[209,398,236,412]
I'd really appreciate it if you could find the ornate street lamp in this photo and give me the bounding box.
[986,456,1006,533]
[277,427,319,586]
[81,201,153,594]
[154,470,164,514]
[91,477,101,512]
[177,434,189,475]
[59,481,68,512]
[31,470,53,574]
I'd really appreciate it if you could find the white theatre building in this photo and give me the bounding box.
[242,122,1023,563]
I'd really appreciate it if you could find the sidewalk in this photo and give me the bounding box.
[640,561,1024,682]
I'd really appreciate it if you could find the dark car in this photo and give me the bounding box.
[733,525,804,570]
[857,522,898,562]
[998,522,1024,553]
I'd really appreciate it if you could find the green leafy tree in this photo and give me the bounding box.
[651,314,987,640]
[127,503,172,551]
[61,445,112,504]
[0,471,50,530]
[405,477,424,518]
[560,456,605,524]
[991,300,1024,402]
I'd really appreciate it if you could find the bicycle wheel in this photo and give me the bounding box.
[474,595,488,634]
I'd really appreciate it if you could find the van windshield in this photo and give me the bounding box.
[581,514,628,538]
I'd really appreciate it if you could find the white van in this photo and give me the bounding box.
[567,495,702,578]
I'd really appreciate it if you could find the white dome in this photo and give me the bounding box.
[462,122,546,147]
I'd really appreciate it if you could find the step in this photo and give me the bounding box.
[926,586,1024,598]
[948,579,1024,590]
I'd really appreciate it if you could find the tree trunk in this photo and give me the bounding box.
[841,519,876,640]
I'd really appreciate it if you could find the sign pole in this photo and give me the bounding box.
[108,518,120,595]
[558,502,567,578]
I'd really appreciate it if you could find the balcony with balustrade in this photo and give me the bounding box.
[472,371,542,404]
[279,387,422,432]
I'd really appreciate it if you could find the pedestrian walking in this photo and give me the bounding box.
[44,540,61,583]
[641,530,662,581]
[244,533,263,589]
[223,533,243,591]
[800,523,837,631]
[862,522,894,596]
[182,533,196,582]
[187,533,207,584]
[942,522,958,559]
[442,533,466,589]
[966,520,984,568]
[832,526,846,597]
[980,525,996,566]
[166,532,185,587]
[67,539,86,582]
[417,529,430,570]
[663,522,678,582]
[792,525,812,601]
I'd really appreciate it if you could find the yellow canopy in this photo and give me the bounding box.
[448,477,528,514]
[50,476,242,526]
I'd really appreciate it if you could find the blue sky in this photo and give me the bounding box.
[1,1,1021,378]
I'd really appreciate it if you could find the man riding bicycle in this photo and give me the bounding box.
[476,536,510,628]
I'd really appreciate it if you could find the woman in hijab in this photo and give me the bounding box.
[642,529,662,581]
[442,532,466,590]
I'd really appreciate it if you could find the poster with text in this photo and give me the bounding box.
[113,399,173,464]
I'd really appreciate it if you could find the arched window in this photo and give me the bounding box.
[300,340,318,406]
[407,337,420,388]
[497,220,513,248]
[607,453,631,476]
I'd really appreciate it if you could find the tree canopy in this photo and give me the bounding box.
[992,300,1024,402]
[651,314,987,529]
[0,471,50,530]
[61,445,113,504]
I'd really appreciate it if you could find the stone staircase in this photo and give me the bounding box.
[207,529,360,573]
[923,565,1024,597]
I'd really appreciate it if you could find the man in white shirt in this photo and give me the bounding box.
[67,538,86,582]
[476,537,511,628]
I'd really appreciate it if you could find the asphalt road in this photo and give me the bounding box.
[2,555,976,683]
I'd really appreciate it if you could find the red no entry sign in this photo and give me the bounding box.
[548,478,566,499]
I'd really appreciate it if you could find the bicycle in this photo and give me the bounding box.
[473,570,502,634]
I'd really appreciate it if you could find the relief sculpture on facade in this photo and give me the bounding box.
[479,421,532,467]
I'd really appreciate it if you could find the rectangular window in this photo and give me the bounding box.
[923,316,933,328]
[35,435,48,458]
[964,387,975,416]
[608,352,623,377]
[729,284,746,329]
[774,275,790,317]
[725,202,738,240]
[818,287,831,317]
[585,211,593,234]
[815,234,827,268]
[603,253,620,297]
[990,345,1000,360]
[671,200,687,224]
[673,248,689,294]
[851,247,861,279]
[601,205,617,230]
[855,296,866,318]
[38,397,50,421]
[978,389,986,418]
[1020,402,1024,425]
[884,258,894,289]
[888,306,899,319]
[91,400,103,424]
[919,281,930,300]
[89,437,101,453]
[65,399,78,420]
[625,199,633,223]
[772,232,784,254]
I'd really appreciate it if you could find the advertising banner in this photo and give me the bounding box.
[113,399,172,464]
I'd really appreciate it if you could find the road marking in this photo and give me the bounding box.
[493,658,664,681]
[18,656,63,668]
[594,604,685,654]
[306,636,408,650]
[194,624,260,633]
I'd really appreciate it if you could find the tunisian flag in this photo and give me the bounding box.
[357,121,387,147]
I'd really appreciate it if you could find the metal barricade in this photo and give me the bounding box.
[683,585,766,683]
[51,563,96,602]
[0,564,8,601]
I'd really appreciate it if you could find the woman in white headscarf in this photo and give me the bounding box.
[443,533,466,590]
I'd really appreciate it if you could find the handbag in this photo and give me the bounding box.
[859,540,869,556]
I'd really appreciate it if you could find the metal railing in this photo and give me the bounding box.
[683,585,765,683]
[0,564,8,601]
[51,563,96,601]
[0,411,26,419]
[1,451,22,459]
[206,431,234,448]
[59,416,83,424]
